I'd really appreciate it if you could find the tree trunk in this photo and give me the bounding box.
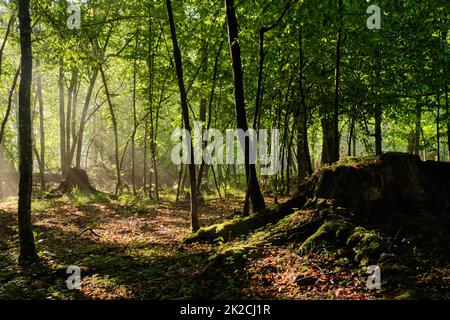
[348,105,357,157]
[69,78,79,164]
[59,63,67,178]
[320,107,335,165]
[437,90,441,162]
[176,164,184,203]
[143,121,148,193]
[0,14,15,79]
[225,0,265,214]
[18,0,38,264]
[446,85,449,161]
[197,41,223,197]
[35,58,45,191]
[297,28,312,181]
[167,0,200,232]
[99,65,122,195]
[0,67,20,147]
[414,99,422,157]
[147,18,159,200]
[332,0,344,162]
[131,35,138,195]
[196,43,208,198]
[65,72,76,168]
[374,50,382,155]
[75,69,98,168]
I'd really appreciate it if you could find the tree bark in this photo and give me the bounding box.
[18,0,38,264]
[437,90,441,162]
[59,63,67,177]
[167,0,200,232]
[297,28,312,181]
[0,14,15,79]
[69,77,79,164]
[348,105,357,157]
[99,65,122,195]
[332,0,344,163]
[197,41,223,196]
[131,34,138,195]
[374,50,382,155]
[148,19,159,200]
[414,99,422,157]
[65,72,76,168]
[225,0,266,214]
[75,69,98,168]
[35,58,45,191]
[446,85,449,161]
[0,67,20,147]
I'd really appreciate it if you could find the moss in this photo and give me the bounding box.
[382,264,414,278]
[395,290,418,300]
[299,220,351,253]
[347,227,386,266]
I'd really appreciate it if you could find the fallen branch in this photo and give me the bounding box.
[73,228,101,239]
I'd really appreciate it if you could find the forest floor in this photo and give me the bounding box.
[0,192,448,300]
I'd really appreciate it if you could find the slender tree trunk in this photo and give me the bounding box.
[254,1,292,131]
[0,67,20,146]
[333,0,344,162]
[348,105,357,157]
[196,43,208,198]
[446,85,449,161]
[197,41,223,196]
[374,50,382,155]
[69,79,79,163]
[131,35,138,195]
[147,18,159,200]
[65,72,76,168]
[297,28,312,181]
[75,69,98,168]
[167,0,200,231]
[414,99,422,157]
[320,109,335,165]
[18,0,38,264]
[245,2,291,212]
[437,90,441,162]
[286,130,294,195]
[99,65,122,195]
[35,58,45,191]
[143,121,148,193]
[0,67,19,196]
[176,164,183,203]
[59,63,67,177]
[0,14,15,79]
[225,0,265,214]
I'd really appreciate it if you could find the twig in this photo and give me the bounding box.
[73,228,101,239]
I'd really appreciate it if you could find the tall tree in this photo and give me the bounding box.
[332,0,344,162]
[17,0,38,265]
[166,0,200,232]
[35,58,46,191]
[58,62,67,177]
[225,0,266,214]
[99,64,122,195]
[297,26,312,180]
[374,50,383,155]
